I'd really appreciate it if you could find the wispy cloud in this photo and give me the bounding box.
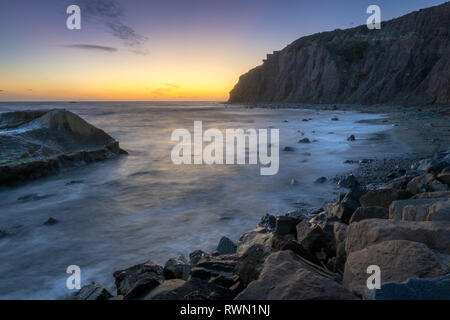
[149,83,180,97]
[60,44,118,53]
[71,0,148,55]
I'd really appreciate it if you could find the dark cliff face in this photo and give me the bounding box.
[229,2,450,106]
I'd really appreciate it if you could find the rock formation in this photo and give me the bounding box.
[229,2,450,106]
[0,109,127,185]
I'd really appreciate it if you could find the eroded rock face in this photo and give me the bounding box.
[343,240,449,297]
[0,109,126,185]
[236,251,357,300]
[345,219,450,255]
[228,3,450,106]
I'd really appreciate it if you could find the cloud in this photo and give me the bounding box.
[149,83,180,97]
[72,0,148,55]
[60,44,118,53]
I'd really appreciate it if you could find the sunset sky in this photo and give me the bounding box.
[0,0,446,101]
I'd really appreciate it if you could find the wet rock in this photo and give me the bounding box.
[163,255,190,280]
[298,138,311,143]
[331,116,339,121]
[0,109,126,185]
[349,206,389,223]
[113,261,164,299]
[289,178,297,185]
[216,236,237,255]
[315,176,327,183]
[236,251,357,300]
[44,217,58,225]
[283,146,295,152]
[437,171,450,185]
[328,188,363,223]
[0,230,7,239]
[69,282,113,300]
[347,135,355,141]
[359,189,412,208]
[382,176,414,190]
[345,219,450,255]
[333,222,348,272]
[258,214,276,231]
[337,173,359,189]
[17,193,53,202]
[189,250,209,265]
[285,207,323,221]
[343,240,449,297]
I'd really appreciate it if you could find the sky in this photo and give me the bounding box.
[0,0,447,101]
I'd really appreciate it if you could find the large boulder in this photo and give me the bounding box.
[406,173,448,194]
[236,251,357,300]
[359,189,411,208]
[389,198,448,220]
[113,261,164,299]
[68,282,113,300]
[234,244,273,285]
[345,219,450,255]
[0,109,126,185]
[143,279,186,300]
[412,191,450,199]
[343,240,449,297]
[349,206,389,223]
[427,199,450,221]
[236,227,273,256]
[328,188,363,223]
[333,222,348,272]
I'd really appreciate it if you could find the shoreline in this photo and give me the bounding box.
[70,105,450,300]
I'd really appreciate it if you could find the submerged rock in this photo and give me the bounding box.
[0,109,127,185]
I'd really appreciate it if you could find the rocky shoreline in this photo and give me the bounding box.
[71,145,450,300]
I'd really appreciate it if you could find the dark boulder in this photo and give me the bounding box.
[359,189,412,208]
[216,236,237,255]
[69,282,113,300]
[349,206,389,223]
[163,255,191,280]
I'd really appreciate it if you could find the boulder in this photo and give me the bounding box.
[328,188,362,223]
[298,138,311,143]
[343,240,449,297]
[359,189,411,208]
[401,204,429,221]
[0,109,126,185]
[189,250,209,265]
[369,274,450,300]
[349,206,389,223]
[258,213,276,231]
[274,216,298,236]
[234,244,273,285]
[285,207,323,221]
[347,135,355,141]
[427,199,450,221]
[69,282,113,300]
[333,222,348,272]
[270,233,317,263]
[412,191,450,199]
[345,219,450,255]
[337,174,359,189]
[163,255,191,280]
[113,261,164,299]
[389,198,448,220]
[143,279,186,300]
[236,227,273,256]
[236,251,357,300]
[406,173,448,194]
[216,236,237,255]
[382,176,414,190]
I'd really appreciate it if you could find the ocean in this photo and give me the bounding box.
[0,101,408,299]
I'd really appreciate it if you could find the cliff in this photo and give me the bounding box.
[228,2,450,106]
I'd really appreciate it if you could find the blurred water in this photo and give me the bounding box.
[0,102,407,299]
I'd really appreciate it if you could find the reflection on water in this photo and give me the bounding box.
[0,102,406,299]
